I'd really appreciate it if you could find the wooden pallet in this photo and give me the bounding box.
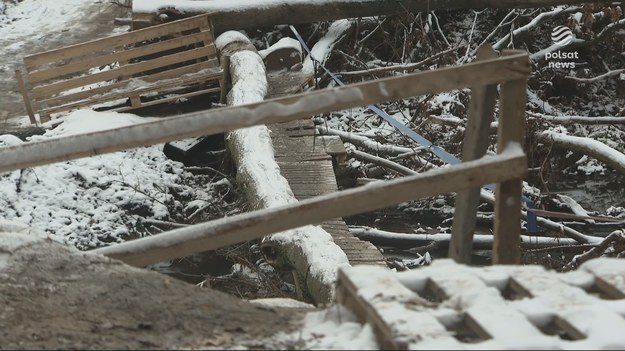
[16,13,225,124]
[336,257,625,349]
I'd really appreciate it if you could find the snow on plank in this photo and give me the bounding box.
[422,262,558,349]
[580,257,625,299]
[336,265,463,350]
[348,258,625,349]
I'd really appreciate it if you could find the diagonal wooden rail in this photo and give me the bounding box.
[0,52,529,173]
[0,48,531,265]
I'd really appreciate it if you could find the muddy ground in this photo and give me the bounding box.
[0,232,308,349]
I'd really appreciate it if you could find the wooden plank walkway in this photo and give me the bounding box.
[267,72,386,267]
[337,257,625,349]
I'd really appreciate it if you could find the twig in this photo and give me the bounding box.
[460,10,481,63]
[566,68,625,83]
[357,18,387,46]
[564,230,625,271]
[336,46,457,77]
[469,9,518,59]
[493,6,581,51]
[430,11,452,48]
[140,218,190,228]
[528,111,625,125]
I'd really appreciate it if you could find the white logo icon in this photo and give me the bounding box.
[551,26,574,46]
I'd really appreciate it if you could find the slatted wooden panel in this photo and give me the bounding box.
[338,258,625,349]
[19,13,223,122]
[268,117,387,267]
[266,71,386,267]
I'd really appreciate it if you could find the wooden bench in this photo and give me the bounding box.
[16,13,226,124]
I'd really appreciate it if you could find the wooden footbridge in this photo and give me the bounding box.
[266,72,386,267]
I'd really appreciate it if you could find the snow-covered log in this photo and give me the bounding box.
[218,31,349,304]
[528,112,625,125]
[317,126,419,156]
[132,0,608,34]
[538,130,625,175]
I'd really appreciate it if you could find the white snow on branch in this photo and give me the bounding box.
[492,6,581,51]
[529,112,625,125]
[539,130,625,174]
[303,19,353,73]
[566,68,625,83]
[258,37,302,60]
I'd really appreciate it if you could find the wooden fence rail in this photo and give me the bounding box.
[0,47,530,265]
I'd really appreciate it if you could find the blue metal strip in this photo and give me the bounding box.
[289,25,537,232]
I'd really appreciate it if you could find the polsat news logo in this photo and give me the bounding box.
[551,25,574,46]
[546,25,578,69]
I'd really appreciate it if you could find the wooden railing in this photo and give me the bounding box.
[0,47,530,266]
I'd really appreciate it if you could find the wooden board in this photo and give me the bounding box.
[20,13,222,122]
[338,258,625,349]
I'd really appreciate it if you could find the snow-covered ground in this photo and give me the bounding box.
[0,111,219,249]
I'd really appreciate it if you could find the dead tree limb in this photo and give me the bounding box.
[337,47,458,77]
[132,0,609,34]
[528,112,625,125]
[564,230,625,271]
[566,69,625,83]
[344,142,600,245]
[317,126,421,156]
[350,226,580,249]
[347,148,429,173]
[538,130,625,175]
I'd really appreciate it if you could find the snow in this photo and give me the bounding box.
[0,110,214,249]
[303,19,353,73]
[249,297,315,309]
[1,0,95,41]
[258,37,302,59]
[275,305,379,349]
[215,30,251,51]
[134,0,370,15]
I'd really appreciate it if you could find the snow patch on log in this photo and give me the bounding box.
[539,130,625,175]
[215,30,251,52]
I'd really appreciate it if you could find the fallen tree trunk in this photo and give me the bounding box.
[218,31,350,305]
[132,0,609,34]
[529,112,625,125]
[538,130,625,175]
[350,226,580,249]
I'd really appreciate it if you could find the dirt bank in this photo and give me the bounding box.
[0,232,306,349]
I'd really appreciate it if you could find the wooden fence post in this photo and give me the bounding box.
[493,49,529,264]
[15,69,37,125]
[219,55,231,104]
[448,45,498,264]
